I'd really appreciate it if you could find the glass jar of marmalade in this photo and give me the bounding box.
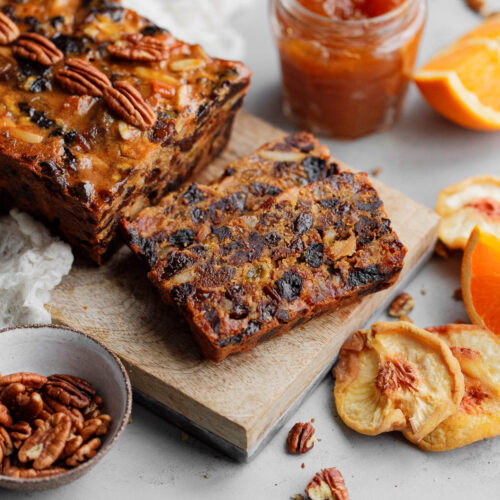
[270,0,427,139]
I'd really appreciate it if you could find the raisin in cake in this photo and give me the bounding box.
[0,0,250,263]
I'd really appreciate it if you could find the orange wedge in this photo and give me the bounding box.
[414,15,500,131]
[462,226,500,335]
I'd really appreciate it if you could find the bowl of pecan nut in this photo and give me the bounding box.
[0,324,132,491]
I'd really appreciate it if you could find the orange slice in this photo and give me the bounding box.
[414,15,500,131]
[462,226,500,335]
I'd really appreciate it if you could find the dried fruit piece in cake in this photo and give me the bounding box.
[334,322,464,440]
[404,324,500,451]
[124,133,335,266]
[0,0,251,263]
[126,166,406,361]
[437,176,500,249]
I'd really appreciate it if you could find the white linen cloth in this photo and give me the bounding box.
[123,0,254,60]
[0,209,73,328]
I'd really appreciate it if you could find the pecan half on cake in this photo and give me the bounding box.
[0,0,250,263]
[124,135,407,362]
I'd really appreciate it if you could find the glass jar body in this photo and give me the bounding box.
[270,0,427,139]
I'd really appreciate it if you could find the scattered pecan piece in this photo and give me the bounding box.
[0,373,47,389]
[18,412,71,470]
[388,292,414,318]
[104,81,156,129]
[305,468,349,500]
[0,11,19,45]
[66,437,101,467]
[287,422,316,454]
[56,58,111,97]
[466,0,487,14]
[11,33,63,66]
[107,33,172,62]
[434,240,450,259]
[453,288,463,301]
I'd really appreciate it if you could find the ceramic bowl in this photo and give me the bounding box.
[0,324,132,491]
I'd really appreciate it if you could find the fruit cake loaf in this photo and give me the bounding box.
[0,0,251,263]
[124,132,337,266]
[125,158,407,362]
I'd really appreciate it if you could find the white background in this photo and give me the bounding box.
[3,0,500,498]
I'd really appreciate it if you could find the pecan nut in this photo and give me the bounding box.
[305,468,349,500]
[0,403,12,427]
[18,412,71,470]
[388,292,414,318]
[0,12,19,45]
[0,383,26,407]
[9,421,32,441]
[107,33,173,62]
[104,81,156,129]
[12,33,63,66]
[2,457,67,478]
[286,422,316,454]
[56,58,111,97]
[80,414,111,441]
[44,374,94,409]
[0,373,47,389]
[44,396,84,432]
[66,437,101,467]
[61,434,83,458]
[14,392,44,421]
[0,426,13,463]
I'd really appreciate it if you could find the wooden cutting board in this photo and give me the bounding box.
[48,111,439,461]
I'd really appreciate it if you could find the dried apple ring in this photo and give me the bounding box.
[334,322,464,441]
[436,176,500,250]
[404,324,500,451]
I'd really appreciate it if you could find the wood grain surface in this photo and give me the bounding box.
[48,111,440,452]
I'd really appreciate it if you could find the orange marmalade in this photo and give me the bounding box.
[271,0,426,138]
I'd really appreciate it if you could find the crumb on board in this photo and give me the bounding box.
[291,495,305,500]
[371,167,383,177]
[453,288,463,301]
[301,463,305,469]
[83,305,87,310]
[311,418,315,423]
[420,289,427,295]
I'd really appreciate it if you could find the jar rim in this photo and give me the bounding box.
[279,0,418,27]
